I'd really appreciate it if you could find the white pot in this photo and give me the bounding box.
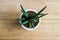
[19,9,41,30]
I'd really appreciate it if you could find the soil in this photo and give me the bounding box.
[21,11,39,28]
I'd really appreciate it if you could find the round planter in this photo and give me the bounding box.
[19,9,41,30]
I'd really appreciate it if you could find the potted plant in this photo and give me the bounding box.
[18,4,48,30]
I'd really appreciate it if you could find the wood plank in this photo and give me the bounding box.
[0,0,60,40]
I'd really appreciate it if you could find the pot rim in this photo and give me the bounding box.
[19,9,41,30]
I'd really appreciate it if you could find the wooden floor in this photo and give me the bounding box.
[0,0,60,40]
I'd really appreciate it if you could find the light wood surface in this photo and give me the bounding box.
[0,0,60,40]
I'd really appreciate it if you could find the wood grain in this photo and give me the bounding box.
[0,0,60,40]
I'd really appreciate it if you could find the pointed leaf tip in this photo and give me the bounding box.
[38,13,48,18]
[20,4,29,18]
[38,6,47,14]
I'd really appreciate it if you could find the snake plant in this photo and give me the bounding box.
[18,4,48,28]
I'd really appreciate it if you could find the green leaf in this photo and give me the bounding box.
[33,19,36,22]
[31,23,34,28]
[37,6,47,15]
[37,13,48,18]
[21,20,29,25]
[29,22,32,28]
[29,22,34,28]
[20,4,29,18]
[32,18,39,23]
[18,18,25,21]
[33,6,47,18]
[31,13,37,18]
